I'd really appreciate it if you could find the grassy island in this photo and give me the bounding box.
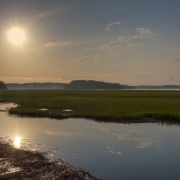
[0,90,180,122]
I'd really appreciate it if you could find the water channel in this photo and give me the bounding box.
[0,103,180,180]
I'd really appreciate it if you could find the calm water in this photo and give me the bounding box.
[1,103,180,180]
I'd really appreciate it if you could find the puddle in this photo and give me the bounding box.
[63,114,72,117]
[63,109,73,117]
[38,108,73,112]
[38,108,49,111]
[63,109,73,112]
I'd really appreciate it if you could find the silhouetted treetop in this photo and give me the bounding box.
[0,81,7,90]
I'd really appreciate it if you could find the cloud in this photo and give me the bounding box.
[126,43,142,47]
[0,76,64,83]
[111,27,154,44]
[174,59,180,62]
[169,78,175,81]
[73,27,156,66]
[38,8,61,18]
[105,21,121,31]
[106,146,121,155]
[138,76,148,79]
[43,40,84,48]
[66,54,106,67]
[136,27,154,38]
[73,55,105,61]
[105,27,110,31]
[84,48,97,51]
[107,21,121,26]
[116,36,133,43]
[45,130,56,135]
[97,27,155,54]
[62,75,96,80]
[108,150,122,155]
[136,142,153,149]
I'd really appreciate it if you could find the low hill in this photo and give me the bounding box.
[64,80,124,89]
[0,81,7,90]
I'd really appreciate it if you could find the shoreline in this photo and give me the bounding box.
[0,140,100,180]
[7,111,180,125]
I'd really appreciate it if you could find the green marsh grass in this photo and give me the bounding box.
[0,90,180,122]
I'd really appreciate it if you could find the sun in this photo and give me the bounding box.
[7,27,26,46]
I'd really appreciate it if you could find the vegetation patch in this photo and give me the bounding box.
[0,90,180,122]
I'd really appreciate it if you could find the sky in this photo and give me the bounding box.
[1,0,180,85]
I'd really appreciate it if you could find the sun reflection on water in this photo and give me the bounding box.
[14,137,21,148]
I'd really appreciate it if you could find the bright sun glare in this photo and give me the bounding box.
[14,137,21,148]
[7,27,26,46]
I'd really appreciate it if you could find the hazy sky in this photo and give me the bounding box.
[1,0,180,85]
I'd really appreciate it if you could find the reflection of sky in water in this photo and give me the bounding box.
[0,102,17,111]
[1,103,180,180]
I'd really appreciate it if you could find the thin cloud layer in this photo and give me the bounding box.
[76,27,155,63]
[105,21,121,31]
[174,59,180,62]
[136,27,154,38]
[106,146,121,155]
[38,8,62,18]
[43,40,84,48]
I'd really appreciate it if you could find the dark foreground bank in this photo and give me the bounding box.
[0,140,100,180]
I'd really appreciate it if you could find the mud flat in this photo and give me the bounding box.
[0,140,100,180]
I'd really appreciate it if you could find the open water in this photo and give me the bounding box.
[0,103,180,180]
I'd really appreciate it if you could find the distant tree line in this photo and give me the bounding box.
[3,80,180,90]
[64,80,124,89]
[6,83,65,90]
[137,85,180,89]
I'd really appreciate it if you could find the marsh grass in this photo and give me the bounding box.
[1,90,180,122]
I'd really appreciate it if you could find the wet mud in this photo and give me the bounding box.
[0,140,100,180]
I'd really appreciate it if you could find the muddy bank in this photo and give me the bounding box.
[0,140,100,180]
